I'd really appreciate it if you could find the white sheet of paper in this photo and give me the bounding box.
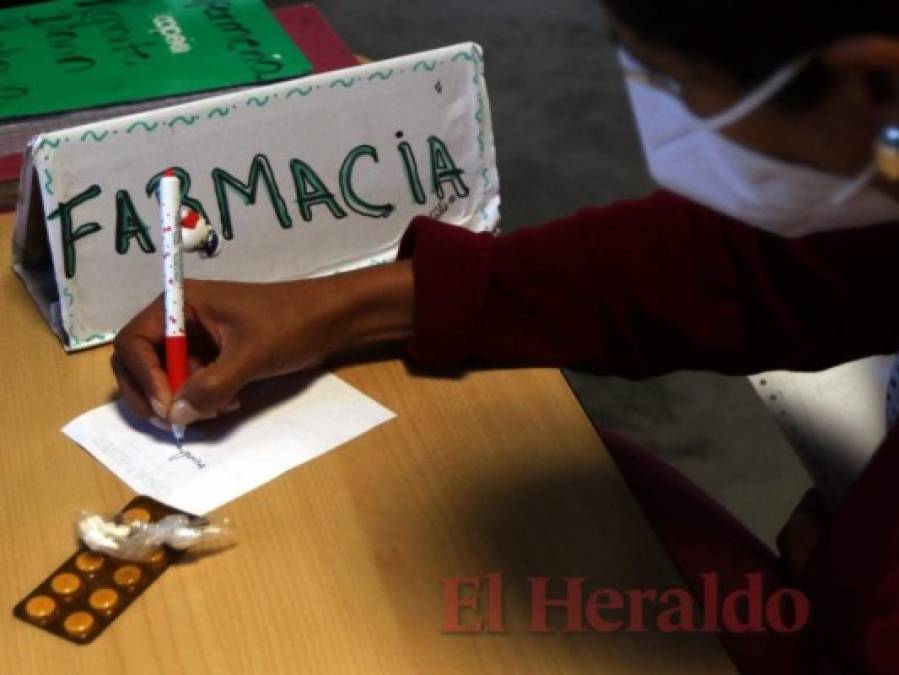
[749,355,891,506]
[62,372,395,515]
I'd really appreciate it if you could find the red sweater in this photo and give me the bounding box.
[398,190,899,674]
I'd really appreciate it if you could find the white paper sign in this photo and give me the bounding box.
[13,42,500,350]
[63,372,395,515]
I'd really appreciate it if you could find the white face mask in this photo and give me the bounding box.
[619,50,899,237]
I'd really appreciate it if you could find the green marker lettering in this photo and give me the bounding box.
[114,189,156,255]
[289,159,347,222]
[398,140,426,205]
[339,145,394,218]
[212,153,292,240]
[428,135,469,199]
[146,167,212,229]
[48,184,102,279]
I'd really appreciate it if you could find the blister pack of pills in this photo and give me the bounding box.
[13,495,231,644]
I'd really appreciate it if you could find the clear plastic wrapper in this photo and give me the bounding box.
[76,510,234,562]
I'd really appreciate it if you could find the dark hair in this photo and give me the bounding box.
[603,1,899,106]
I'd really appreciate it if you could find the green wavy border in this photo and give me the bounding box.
[38,47,487,155]
[66,329,116,350]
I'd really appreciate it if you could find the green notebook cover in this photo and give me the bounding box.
[0,0,313,120]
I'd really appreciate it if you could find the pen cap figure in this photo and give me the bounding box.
[152,176,222,261]
[179,206,221,259]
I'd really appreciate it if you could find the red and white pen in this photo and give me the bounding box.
[159,169,188,447]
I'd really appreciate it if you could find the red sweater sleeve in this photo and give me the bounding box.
[398,190,899,376]
[400,189,899,672]
[803,424,899,674]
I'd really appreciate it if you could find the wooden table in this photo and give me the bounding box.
[0,213,736,674]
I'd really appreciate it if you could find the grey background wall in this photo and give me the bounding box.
[283,0,812,547]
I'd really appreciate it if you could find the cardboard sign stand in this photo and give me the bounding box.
[13,42,500,351]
